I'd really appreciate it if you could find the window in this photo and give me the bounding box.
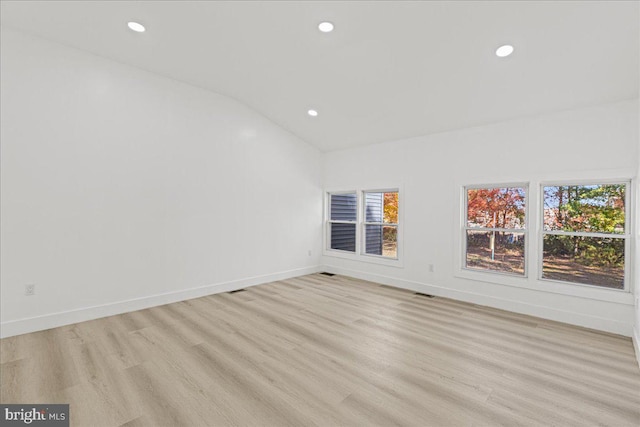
[328,192,357,252]
[363,191,399,259]
[325,189,401,264]
[464,186,527,276]
[541,183,628,290]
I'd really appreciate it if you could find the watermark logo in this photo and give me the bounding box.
[1,405,68,426]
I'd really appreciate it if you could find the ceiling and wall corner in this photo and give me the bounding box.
[0,1,638,152]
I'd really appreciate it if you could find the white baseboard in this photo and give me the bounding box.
[323,265,633,337]
[0,265,322,338]
[633,327,640,371]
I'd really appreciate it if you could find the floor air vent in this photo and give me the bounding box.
[228,288,246,294]
[415,292,435,298]
[319,272,336,277]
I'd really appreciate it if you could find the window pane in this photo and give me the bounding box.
[365,225,397,258]
[365,192,398,224]
[330,193,357,221]
[467,187,526,229]
[330,223,356,252]
[465,230,525,275]
[542,235,624,289]
[384,192,399,224]
[365,192,383,222]
[543,184,625,234]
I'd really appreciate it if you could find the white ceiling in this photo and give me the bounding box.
[1,1,638,152]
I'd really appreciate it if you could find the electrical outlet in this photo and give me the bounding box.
[308,250,312,257]
[428,264,435,273]
[25,284,35,296]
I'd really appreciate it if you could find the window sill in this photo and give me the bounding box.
[455,268,634,305]
[323,249,404,268]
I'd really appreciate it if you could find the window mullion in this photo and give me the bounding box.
[541,230,627,239]
[465,226,526,233]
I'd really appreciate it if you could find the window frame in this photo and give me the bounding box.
[326,191,358,254]
[538,180,631,292]
[455,175,634,305]
[462,183,529,278]
[361,189,400,261]
[324,187,403,267]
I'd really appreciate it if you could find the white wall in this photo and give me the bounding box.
[0,28,322,337]
[635,123,640,365]
[323,99,639,336]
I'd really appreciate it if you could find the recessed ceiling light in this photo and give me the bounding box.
[318,22,334,33]
[127,22,146,33]
[307,109,318,117]
[495,44,514,58]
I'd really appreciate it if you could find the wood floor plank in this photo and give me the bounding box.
[1,273,639,426]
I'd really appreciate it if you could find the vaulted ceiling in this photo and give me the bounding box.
[1,1,638,151]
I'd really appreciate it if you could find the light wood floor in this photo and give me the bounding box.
[2,274,639,426]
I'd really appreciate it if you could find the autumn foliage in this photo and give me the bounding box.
[383,192,398,224]
[467,188,525,229]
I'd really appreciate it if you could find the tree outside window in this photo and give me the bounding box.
[465,186,527,276]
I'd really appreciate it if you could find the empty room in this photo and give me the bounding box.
[1,1,639,426]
